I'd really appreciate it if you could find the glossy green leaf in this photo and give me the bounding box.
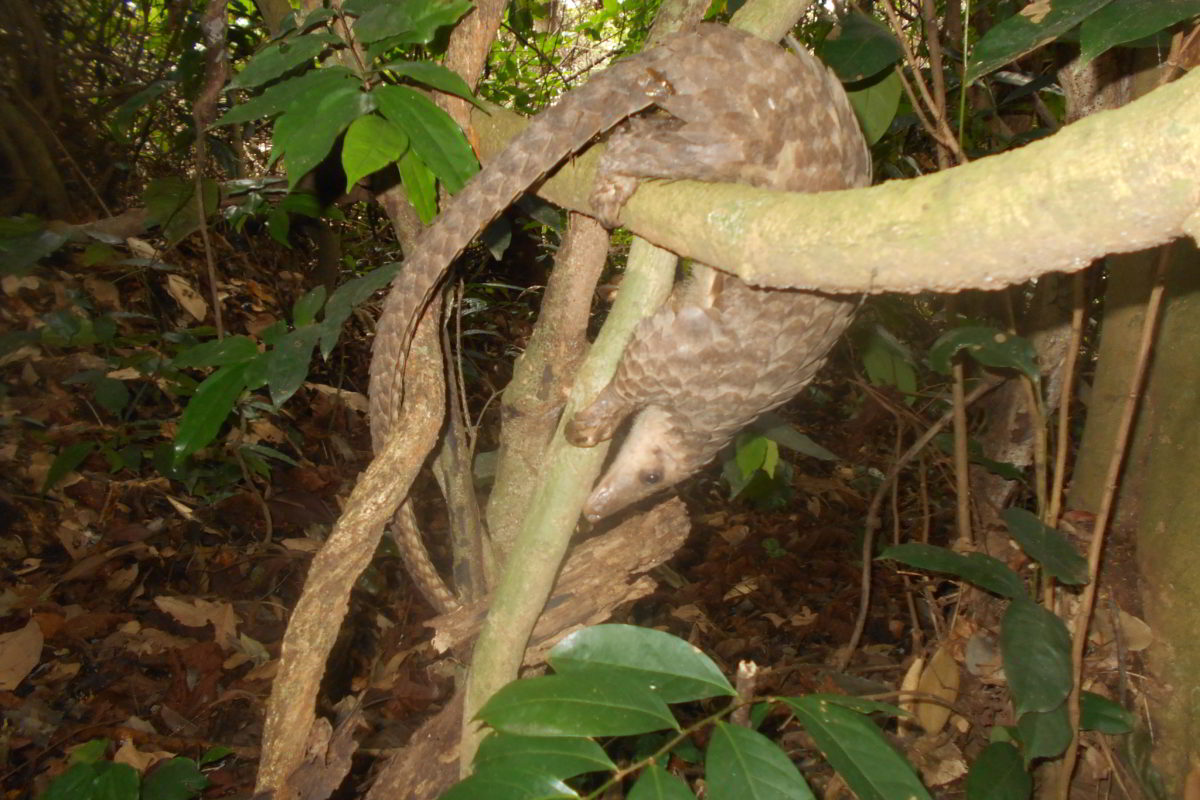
[440,766,578,800]
[965,742,1030,800]
[1001,508,1089,585]
[1002,598,1072,716]
[706,721,815,800]
[173,335,258,368]
[242,352,271,391]
[820,10,904,82]
[292,286,327,327]
[228,33,341,90]
[45,442,96,492]
[1080,691,1134,734]
[1080,0,1200,63]
[549,624,735,703]
[266,326,321,406]
[629,764,697,800]
[478,673,678,738]
[92,760,140,800]
[783,697,930,800]
[351,0,471,46]
[279,87,376,189]
[374,85,478,193]
[379,60,484,107]
[1015,704,1071,763]
[735,434,775,481]
[398,147,438,223]
[342,114,409,191]
[929,326,1040,383]
[474,732,615,779]
[967,0,1115,82]
[213,67,358,127]
[879,543,1027,599]
[173,362,249,463]
[142,757,208,800]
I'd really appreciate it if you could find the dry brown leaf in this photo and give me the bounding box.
[0,619,44,690]
[166,273,208,321]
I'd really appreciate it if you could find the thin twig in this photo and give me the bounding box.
[1056,245,1172,798]
[840,376,1002,671]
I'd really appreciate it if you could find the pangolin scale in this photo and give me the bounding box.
[369,24,869,550]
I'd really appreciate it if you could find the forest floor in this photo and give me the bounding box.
[0,243,1142,799]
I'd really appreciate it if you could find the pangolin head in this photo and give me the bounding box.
[583,405,707,522]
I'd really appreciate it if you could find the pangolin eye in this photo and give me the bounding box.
[641,470,663,485]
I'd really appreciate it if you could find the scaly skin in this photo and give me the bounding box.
[368,25,870,594]
[565,30,871,521]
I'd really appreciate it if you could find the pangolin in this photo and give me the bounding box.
[369,24,869,525]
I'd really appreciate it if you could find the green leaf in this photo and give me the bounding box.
[474,733,615,780]
[965,742,1031,800]
[800,693,910,719]
[228,32,341,90]
[1001,598,1072,716]
[199,746,233,766]
[144,177,219,246]
[341,115,409,191]
[1001,508,1089,586]
[966,0,1116,82]
[45,442,96,492]
[1015,704,1071,763]
[1079,691,1134,734]
[0,219,68,275]
[266,326,321,406]
[749,415,839,460]
[929,326,1040,384]
[42,762,102,800]
[266,207,291,246]
[379,60,484,107]
[213,67,358,127]
[846,69,902,147]
[278,88,376,189]
[142,757,208,800]
[629,763,697,800]
[292,286,327,327]
[819,10,904,81]
[861,326,917,396]
[478,674,679,738]
[879,543,1027,599]
[70,739,111,764]
[91,761,140,800]
[549,624,735,703]
[374,84,479,193]
[439,767,578,800]
[398,147,438,223]
[351,0,472,46]
[706,721,816,800]
[93,377,130,416]
[1080,0,1200,63]
[173,363,249,464]
[317,262,401,357]
[111,80,172,136]
[174,335,259,368]
[735,434,775,481]
[783,697,931,800]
